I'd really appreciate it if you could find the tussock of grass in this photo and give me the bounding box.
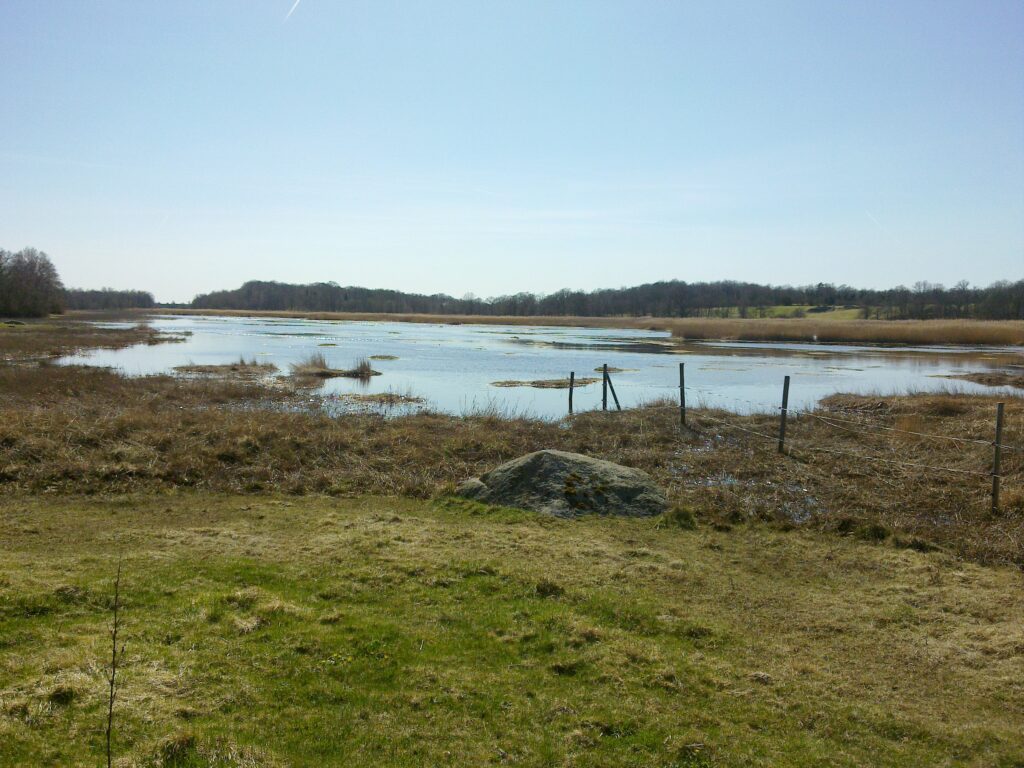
[1,494,1022,765]
[174,357,277,377]
[943,370,1024,389]
[339,392,424,406]
[289,353,381,380]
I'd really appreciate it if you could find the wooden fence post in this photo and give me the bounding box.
[606,369,621,411]
[679,362,686,426]
[568,371,575,415]
[602,364,608,411]
[777,375,790,454]
[992,402,1004,513]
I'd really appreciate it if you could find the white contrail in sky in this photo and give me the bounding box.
[284,0,302,21]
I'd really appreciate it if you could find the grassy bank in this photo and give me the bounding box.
[1,365,1021,564]
[151,308,1024,346]
[0,316,185,361]
[2,493,1023,766]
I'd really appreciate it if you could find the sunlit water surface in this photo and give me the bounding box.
[59,315,1023,418]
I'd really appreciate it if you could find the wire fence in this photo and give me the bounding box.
[570,362,1022,512]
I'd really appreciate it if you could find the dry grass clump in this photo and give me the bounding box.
[492,377,601,389]
[340,392,424,406]
[174,357,277,377]
[943,370,1024,390]
[289,353,380,381]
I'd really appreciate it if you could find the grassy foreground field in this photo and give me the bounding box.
[2,493,1023,767]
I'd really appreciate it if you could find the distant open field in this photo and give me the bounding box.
[150,309,1024,346]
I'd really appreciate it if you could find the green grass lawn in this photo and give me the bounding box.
[1,494,1022,767]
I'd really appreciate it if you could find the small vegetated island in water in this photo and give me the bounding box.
[491,377,602,389]
[289,353,382,381]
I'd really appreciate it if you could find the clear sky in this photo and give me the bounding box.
[1,1,1022,303]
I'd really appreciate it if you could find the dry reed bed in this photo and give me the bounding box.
[1,364,1021,564]
[156,308,1024,346]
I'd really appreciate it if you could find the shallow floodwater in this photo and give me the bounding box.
[59,315,1022,418]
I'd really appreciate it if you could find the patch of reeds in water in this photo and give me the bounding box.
[289,353,380,380]
[174,357,277,376]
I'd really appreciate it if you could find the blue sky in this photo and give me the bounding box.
[1,1,1021,302]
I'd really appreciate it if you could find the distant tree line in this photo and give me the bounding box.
[64,288,156,311]
[0,248,65,318]
[1,247,158,318]
[190,278,1024,320]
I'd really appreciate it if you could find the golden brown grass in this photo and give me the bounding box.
[664,318,1024,346]
[155,308,1024,346]
[174,357,277,377]
[943,370,1024,389]
[0,364,1021,564]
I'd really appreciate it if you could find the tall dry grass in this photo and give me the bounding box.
[0,364,1021,564]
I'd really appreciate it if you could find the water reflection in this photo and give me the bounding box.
[57,315,1023,418]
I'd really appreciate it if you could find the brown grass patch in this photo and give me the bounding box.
[289,353,380,381]
[492,377,601,389]
[174,357,277,377]
[340,392,424,406]
[0,364,1021,564]
[944,370,1024,390]
[0,318,184,361]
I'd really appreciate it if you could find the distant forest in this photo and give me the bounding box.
[3,245,1022,321]
[64,288,156,311]
[0,247,156,317]
[190,278,1024,320]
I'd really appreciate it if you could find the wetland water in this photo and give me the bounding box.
[60,315,1023,418]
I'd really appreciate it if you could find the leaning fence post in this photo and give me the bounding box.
[992,402,1004,513]
[777,375,790,454]
[602,364,608,411]
[679,362,686,426]
[606,369,621,411]
[568,371,575,415]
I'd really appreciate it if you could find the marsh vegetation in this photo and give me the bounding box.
[2,317,1023,765]
[289,353,381,381]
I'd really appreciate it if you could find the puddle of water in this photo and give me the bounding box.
[57,315,1024,418]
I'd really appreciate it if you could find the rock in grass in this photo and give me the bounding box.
[456,449,667,518]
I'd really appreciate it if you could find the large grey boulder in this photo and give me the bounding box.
[456,449,667,518]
